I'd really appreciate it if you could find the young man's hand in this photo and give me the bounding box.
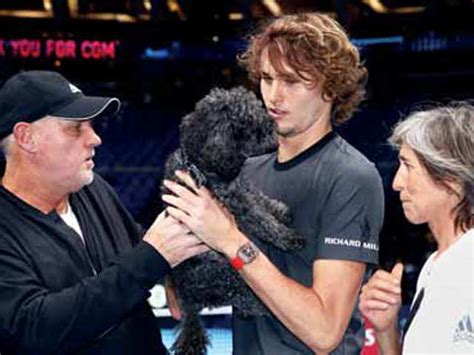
[162,170,246,257]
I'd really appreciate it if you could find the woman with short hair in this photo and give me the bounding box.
[359,103,474,353]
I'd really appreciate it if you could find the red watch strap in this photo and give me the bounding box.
[230,256,245,270]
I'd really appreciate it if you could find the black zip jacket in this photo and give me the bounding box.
[0,174,170,354]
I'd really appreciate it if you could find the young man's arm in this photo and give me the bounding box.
[163,170,382,353]
[229,235,365,353]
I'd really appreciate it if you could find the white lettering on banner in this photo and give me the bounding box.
[324,237,379,251]
[365,328,376,346]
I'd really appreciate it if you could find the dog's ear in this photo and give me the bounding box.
[226,87,277,157]
[179,111,208,159]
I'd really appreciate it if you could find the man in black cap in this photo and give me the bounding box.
[0,71,207,354]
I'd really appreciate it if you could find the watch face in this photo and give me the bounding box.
[238,242,259,264]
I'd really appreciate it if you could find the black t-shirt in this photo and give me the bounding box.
[0,174,170,355]
[233,132,384,354]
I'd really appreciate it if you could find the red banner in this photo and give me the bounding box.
[0,38,120,60]
[362,318,379,355]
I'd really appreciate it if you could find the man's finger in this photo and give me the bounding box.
[164,221,191,237]
[162,194,193,215]
[163,179,198,203]
[166,206,193,228]
[175,170,200,194]
[156,210,166,223]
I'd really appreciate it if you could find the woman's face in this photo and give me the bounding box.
[392,144,458,225]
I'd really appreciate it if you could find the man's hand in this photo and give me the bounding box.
[143,210,209,268]
[359,263,403,333]
[162,170,246,256]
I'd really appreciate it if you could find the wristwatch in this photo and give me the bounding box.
[230,241,259,270]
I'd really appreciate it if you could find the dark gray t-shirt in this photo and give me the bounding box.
[233,132,384,354]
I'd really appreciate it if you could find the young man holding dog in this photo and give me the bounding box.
[0,70,207,354]
[164,13,384,354]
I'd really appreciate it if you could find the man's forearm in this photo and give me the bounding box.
[222,231,362,353]
[0,242,169,353]
[240,253,339,352]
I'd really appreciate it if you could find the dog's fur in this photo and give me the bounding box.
[163,87,304,354]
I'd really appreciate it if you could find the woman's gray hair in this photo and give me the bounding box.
[389,103,474,231]
[0,134,13,157]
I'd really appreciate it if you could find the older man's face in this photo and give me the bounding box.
[33,116,102,193]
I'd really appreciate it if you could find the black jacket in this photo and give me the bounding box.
[0,174,170,354]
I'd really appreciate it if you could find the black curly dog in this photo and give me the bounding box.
[163,87,305,354]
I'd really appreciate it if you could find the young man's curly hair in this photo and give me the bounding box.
[239,12,367,124]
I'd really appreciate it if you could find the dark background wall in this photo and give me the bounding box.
[1,0,473,306]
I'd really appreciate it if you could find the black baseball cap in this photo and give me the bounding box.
[0,70,121,139]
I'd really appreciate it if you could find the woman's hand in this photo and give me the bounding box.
[359,263,403,333]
